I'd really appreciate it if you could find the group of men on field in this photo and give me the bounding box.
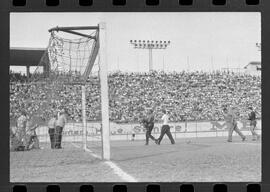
[10,109,67,151]
[10,111,40,151]
[221,106,260,142]
[10,105,259,151]
[140,106,260,145]
[141,109,175,145]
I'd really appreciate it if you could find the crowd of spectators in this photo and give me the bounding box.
[10,71,28,82]
[10,70,261,124]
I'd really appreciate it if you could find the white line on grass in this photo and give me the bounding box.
[71,142,137,182]
[84,147,102,159]
[104,161,138,182]
[71,142,102,159]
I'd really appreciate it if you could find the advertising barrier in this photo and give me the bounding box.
[34,119,262,142]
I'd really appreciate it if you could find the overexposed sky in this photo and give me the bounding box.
[10,12,261,73]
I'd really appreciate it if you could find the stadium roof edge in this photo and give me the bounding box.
[10,47,47,67]
[10,47,46,51]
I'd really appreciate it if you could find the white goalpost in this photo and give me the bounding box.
[32,23,110,160]
[98,23,110,160]
[81,23,110,160]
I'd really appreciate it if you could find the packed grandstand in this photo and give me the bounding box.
[10,70,261,124]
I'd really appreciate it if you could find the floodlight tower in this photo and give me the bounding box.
[256,42,261,51]
[130,40,171,71]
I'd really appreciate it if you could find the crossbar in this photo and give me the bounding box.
[48,26,99,32]
[60,29,96,40]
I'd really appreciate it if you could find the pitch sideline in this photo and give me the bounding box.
[71,142,138,182]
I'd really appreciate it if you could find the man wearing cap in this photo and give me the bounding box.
[248,107,260,141]
[55,109,67,149]
[222,107,246,142]
[156,109,175,145]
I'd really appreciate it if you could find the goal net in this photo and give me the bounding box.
[10,24,110,161]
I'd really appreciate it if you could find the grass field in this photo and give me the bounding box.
[10,135,261,182]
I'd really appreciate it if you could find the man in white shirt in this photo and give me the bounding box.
[156,109,175,145]
[55,109,67,149]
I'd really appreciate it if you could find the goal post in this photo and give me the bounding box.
[81,85,87,151]
[33,23,110,160]
[99,23,110,160]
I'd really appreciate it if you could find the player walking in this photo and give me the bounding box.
[248,107,260,141]
[222,107,246,142]
[156,109,175,145]
[144,109,157,145]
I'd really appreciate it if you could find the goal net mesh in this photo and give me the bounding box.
[10,28,103,158]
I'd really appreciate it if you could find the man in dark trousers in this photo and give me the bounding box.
[48,113,57,149]
[156,109,175,145]
[144,109,157,145]
[248,107,260,141]
[55,109,67,149]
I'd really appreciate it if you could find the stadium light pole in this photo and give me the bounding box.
[256,42,261,51]
[130,40,171,71]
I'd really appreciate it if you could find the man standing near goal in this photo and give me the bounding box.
[48,113,57,149]
[222,107,246,142]
[55,109,67,149]
[156,109,175,145]
[248,107,260,141]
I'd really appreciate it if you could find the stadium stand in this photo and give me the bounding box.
[10,70,261,124]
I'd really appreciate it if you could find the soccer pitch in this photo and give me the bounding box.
[10,136,261,182]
